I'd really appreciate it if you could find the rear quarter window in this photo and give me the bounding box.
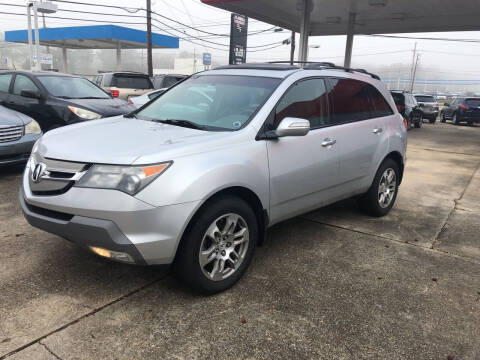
[391,93,405,105]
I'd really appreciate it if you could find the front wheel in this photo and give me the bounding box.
[429,116,436,124]
[441,112,446,123]
[174,195,258,294]
[358,159,400,217]
[414,116,422,128]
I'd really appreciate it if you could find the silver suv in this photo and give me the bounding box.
[20,63,407,294]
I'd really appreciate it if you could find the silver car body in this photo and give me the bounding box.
[21,67,407,265]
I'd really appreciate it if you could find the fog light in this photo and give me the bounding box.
[89,246,134,263]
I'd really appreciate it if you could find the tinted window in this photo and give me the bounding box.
[328,78,373,123]
[138,75,280,131]
[38,76,110,99]
[113,75,152,89]
[415,95,435,103]
[0,73,12,92]
[13,75,39,95]
[465,98,480,107]
[391,92,404,105]
[275,79,328,129]
[164,76,184,88]
[369,86,394,117]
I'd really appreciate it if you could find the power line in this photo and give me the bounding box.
[363,34,480,43]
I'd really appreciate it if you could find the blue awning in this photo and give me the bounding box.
[5,25,179,49]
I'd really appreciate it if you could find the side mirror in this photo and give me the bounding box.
[20,89,41,99]
[275,117,310,137]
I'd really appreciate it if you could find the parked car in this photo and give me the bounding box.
[390,91,423,128]
[0,105,42,165]
[93,72,154,100]
[20,63,407,294]
[128,88,167,108]
[152,74,187,89]
[414,94,439,123]
[0,71,134,132]
[441,97,480,125]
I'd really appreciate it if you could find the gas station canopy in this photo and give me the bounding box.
[201,0,480,65]
[5,24,179,49]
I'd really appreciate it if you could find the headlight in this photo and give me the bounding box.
[75,162,172,195]
[25,119,42,134]
[68,106,101,120]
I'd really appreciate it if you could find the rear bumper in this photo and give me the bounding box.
[458,115,480,122]
[0,134,40,165]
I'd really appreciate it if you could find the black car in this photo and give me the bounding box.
[152,74,187,89]
[390,91,423,129]
[0,71,134,132]
[441,97,480,126]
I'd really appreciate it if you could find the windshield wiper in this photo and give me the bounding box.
[153,119,206,130]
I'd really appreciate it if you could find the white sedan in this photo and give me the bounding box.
[128,88,167,108]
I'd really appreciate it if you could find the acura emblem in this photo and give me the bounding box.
[32,163,47,183]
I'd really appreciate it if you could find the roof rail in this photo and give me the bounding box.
[268,61,381,80]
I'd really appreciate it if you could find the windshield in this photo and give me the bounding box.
[137,75,281,131]
[415,95,435,103]
[465,98,480,107]
[38,76,110,99]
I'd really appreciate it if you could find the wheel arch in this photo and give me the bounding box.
[173,186,268,264]
[382,151,405,184]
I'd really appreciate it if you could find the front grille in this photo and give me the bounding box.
[0,125,24,143]
[25,201,74,221]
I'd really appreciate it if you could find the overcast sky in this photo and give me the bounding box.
[2,0,480,79]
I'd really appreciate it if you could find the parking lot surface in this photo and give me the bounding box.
[1,123,479,360]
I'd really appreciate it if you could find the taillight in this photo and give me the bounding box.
[403,117,408,130]
[109,89,119,98]
[459,104,468,110]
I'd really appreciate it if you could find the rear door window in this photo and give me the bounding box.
[465,98,480,107]
[275,78,329,129]
[328,78,373,123]
[0,73,13,93]
[113,75,152,89]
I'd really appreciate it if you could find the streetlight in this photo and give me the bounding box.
[27,1,57,70]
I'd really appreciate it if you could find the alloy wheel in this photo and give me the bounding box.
[199,213,249,281]
[378,168,397,208]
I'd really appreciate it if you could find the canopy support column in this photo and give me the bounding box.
[26,3,33,70]
[62,47,68,73]
[116,42,122,71]
[344,12,356,68]
[298,0,311,62]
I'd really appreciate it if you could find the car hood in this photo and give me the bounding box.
[37,116,244,164]
[0,105,33,126]
[59,98,135,117]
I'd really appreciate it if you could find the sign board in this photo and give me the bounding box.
[202,52,211,65]
[33,53,53,65]
[229,13,248,65]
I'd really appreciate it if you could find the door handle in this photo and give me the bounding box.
[321,138,336,147]
[373,128,383,134]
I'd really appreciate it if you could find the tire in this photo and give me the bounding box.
[358,158,400,217]
[174,195,258,295]
[452,113,459,125]
[429,116,436,124]
[414,116,422,128]
[441,112,446,123]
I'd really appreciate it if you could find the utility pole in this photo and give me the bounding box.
[409,42,417,91]
[290,31,295,65]
[146,0,153,77]
[410,53,420,92]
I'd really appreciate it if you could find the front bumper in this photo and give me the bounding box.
[20,170,201,265]
[0,133,40,165]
